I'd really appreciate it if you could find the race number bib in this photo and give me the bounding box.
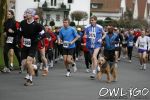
[89,32,96,39]
[129,41,134,46]
[139,44,144,48]
[63,41,70,48]
[23,38,31,47]
[91,44,95,48]
[6,37,14,44]
[122,41,127,44]
[115,43,119,47]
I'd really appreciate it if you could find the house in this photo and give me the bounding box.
[91,0,150,22]
[11,0,90,26]
[90,0,122,20]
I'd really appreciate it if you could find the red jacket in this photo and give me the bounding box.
[82,35,88,52]
[134,31,141,38]
[47,30,56,49]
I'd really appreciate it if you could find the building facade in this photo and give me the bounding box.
[12,0,90,26]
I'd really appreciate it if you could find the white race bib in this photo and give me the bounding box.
[23,38,31,47]
[63,41,70,48]
[115,43,119,47]
[6,37,14,44]
[129,41,134,46]
[122,41,127,44]
[89,32,96,39]
[139,44,144,48]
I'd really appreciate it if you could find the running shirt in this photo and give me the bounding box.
[20,20,44,48]
[127,35,134,47]
[85,24,104,49]
[104,33,119,50]
[59,26,79,49]
[135,36,149,50]
[114,33,120,48]
[4,18,17,44]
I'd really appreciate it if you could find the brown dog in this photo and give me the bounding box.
[97,56,117,83]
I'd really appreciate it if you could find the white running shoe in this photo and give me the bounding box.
[50,61,54,68]
[76,58,79,61]
[6,68,11,73]
[86,69,90,73]
[143,64,147,70]
[140,64,143,70]
[65,72,71,77]
[72,63,77,72]
[40,63,43,70]
[2,67,8,73]
[24,74,29,80]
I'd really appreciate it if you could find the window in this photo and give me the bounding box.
[91,3,103,9]
[56,14,60,21]
[51,0,53,6]
[34,0,40,2]
[46,14,51,20]
[91,4,98,9]
[68,0,73,3]
[54,0,57,6]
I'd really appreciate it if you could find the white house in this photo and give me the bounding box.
[14,0,90,26]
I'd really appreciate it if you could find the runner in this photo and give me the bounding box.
[81,33,92,73]
[58,18,80,77]
[135,30,150,70]
[35,15,49,76]
[20,9,45,86]
[2,10,19,73]
[114,27,121,62]
[121,30,128,58]
[103,26,119,81]
[85,16,106,79]
[44,25,56,68]
[127,30,135,63]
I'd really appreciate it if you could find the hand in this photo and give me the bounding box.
[8,28,14,33]
[3,32,7,37]
[98,39,102,43]
[70,41,73,45]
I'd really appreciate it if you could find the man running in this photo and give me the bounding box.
[20,9,45,86]
[85,16,106,79]
[58,18,80,77]
[135,30,150,70]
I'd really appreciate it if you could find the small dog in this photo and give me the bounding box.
[96,56,117,83]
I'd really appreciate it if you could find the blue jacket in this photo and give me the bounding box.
[104,33,119,50]
[127,34,134,47]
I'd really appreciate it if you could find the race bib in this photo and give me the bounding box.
[115,43,119,47]
[63,41,70,48]
[122,41,127,44]
[129,41,134,46]
[139,44,144,48]
[91,44,95,48]
[23,38,31,47]
[6,37,14,44]
[89,32,96,39]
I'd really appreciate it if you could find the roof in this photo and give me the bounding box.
[91,0,121,13]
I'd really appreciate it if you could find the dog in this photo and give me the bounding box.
[96,56,118,83]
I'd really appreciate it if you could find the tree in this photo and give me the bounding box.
[35,7,43,24]
[124,8,133,20]
[70,11,88,25]
[70,21,76,27]
[0,0,7,47]
[0,0,7,35]
[49,20,55,27]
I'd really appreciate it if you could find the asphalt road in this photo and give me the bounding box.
[0,56,150,100]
